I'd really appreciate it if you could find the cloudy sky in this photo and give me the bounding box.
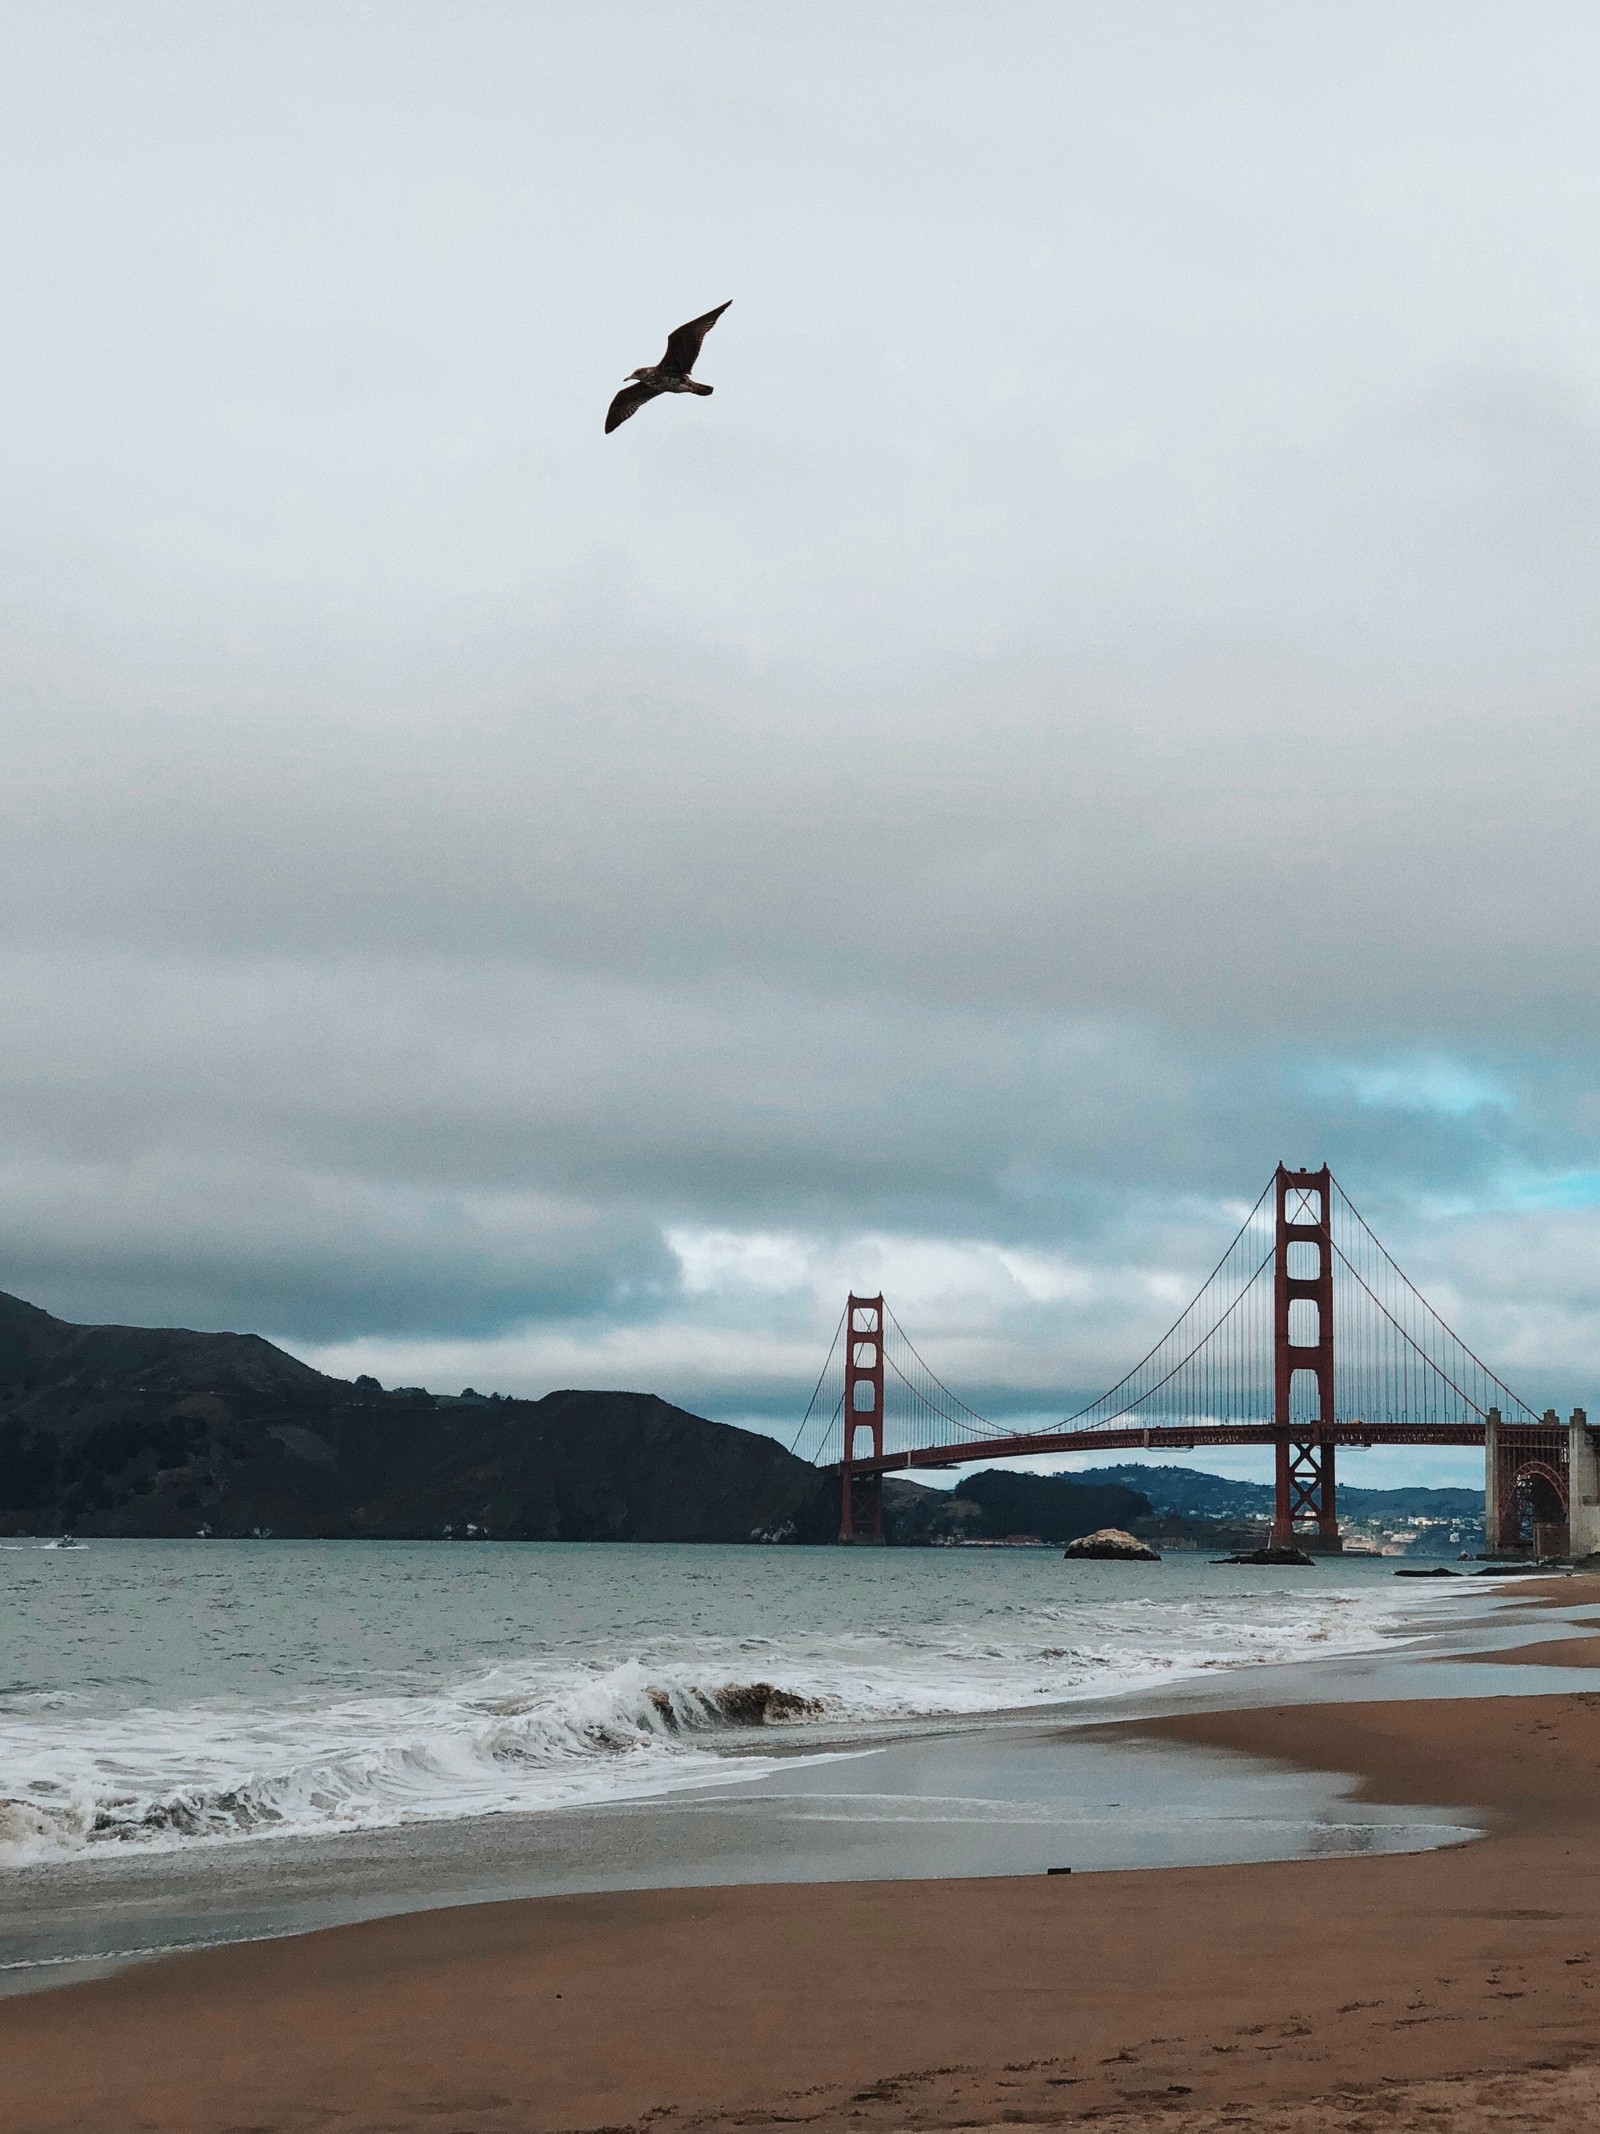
[3,2,1598,1489]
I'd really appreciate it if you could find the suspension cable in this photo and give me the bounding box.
[1071,1244,1275,1429]
[882,1349,994,1439]
[799,1168,1537,1463]
[1327,1233,1538,1421]
[883,1303,996,1431]
[1060,1177,1275,1425]
[789,1305,846,1455]
[1331,1179,1537,1419]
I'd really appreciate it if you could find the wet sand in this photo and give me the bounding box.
[0,1705,1477,1988]
[7,1576,1600,2134]
[1467,1630,1600,1667]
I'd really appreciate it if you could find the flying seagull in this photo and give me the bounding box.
[605,301,731,434]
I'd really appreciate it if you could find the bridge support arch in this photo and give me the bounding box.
[839,1292,886,1543]
[1271,1164,1341,1551]
[1485,1407,1594,1558]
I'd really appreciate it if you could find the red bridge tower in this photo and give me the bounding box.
[840,1292,886,1543]
[1271,1164,1340,1551]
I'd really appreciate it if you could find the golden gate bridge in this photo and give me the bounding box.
[792,1165,1592,1557]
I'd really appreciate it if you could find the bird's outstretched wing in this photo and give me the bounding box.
[661,301,731,377]
[605,378,664,433]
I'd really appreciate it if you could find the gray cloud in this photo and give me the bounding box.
[1,4,1598,1456]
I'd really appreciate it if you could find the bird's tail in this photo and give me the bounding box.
[687,381,713,396]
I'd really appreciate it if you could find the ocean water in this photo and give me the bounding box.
[0,1540,1468,1866]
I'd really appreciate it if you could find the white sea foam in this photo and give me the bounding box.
[0,1569,1448,1865]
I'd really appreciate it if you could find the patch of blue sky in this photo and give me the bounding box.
[1409,1164,1600,1218]
[1304,1056,1514,1119]
[1497,1168,1600,1212]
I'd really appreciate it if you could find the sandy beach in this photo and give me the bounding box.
[0,1578,1597,2133]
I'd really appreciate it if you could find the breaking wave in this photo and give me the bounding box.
[0,1668,829,1863]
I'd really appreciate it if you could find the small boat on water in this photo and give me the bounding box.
[41,1535,87,1551]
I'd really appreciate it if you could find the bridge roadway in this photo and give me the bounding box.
[833,1419,1489,1479]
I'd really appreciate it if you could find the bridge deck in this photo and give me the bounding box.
[833,1420,1491,1478]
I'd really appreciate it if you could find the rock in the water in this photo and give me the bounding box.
[1215,1544,1315,1566]
[1394,1565,1459,1578]
[1063,1527,1160,1562]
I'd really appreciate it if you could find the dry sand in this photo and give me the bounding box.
[7,1577,1600,2134]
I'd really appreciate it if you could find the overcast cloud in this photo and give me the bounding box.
[2,2,1598,1490]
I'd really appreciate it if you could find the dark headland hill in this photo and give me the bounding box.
[0,1289,1148,1544]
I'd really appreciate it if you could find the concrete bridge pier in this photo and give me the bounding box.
[1485,1406,1599,1558]
[1568,1407,1600,1560]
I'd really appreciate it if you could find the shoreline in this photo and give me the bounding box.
[0,1567,1522,1988]
[5,1577,1600,2130]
